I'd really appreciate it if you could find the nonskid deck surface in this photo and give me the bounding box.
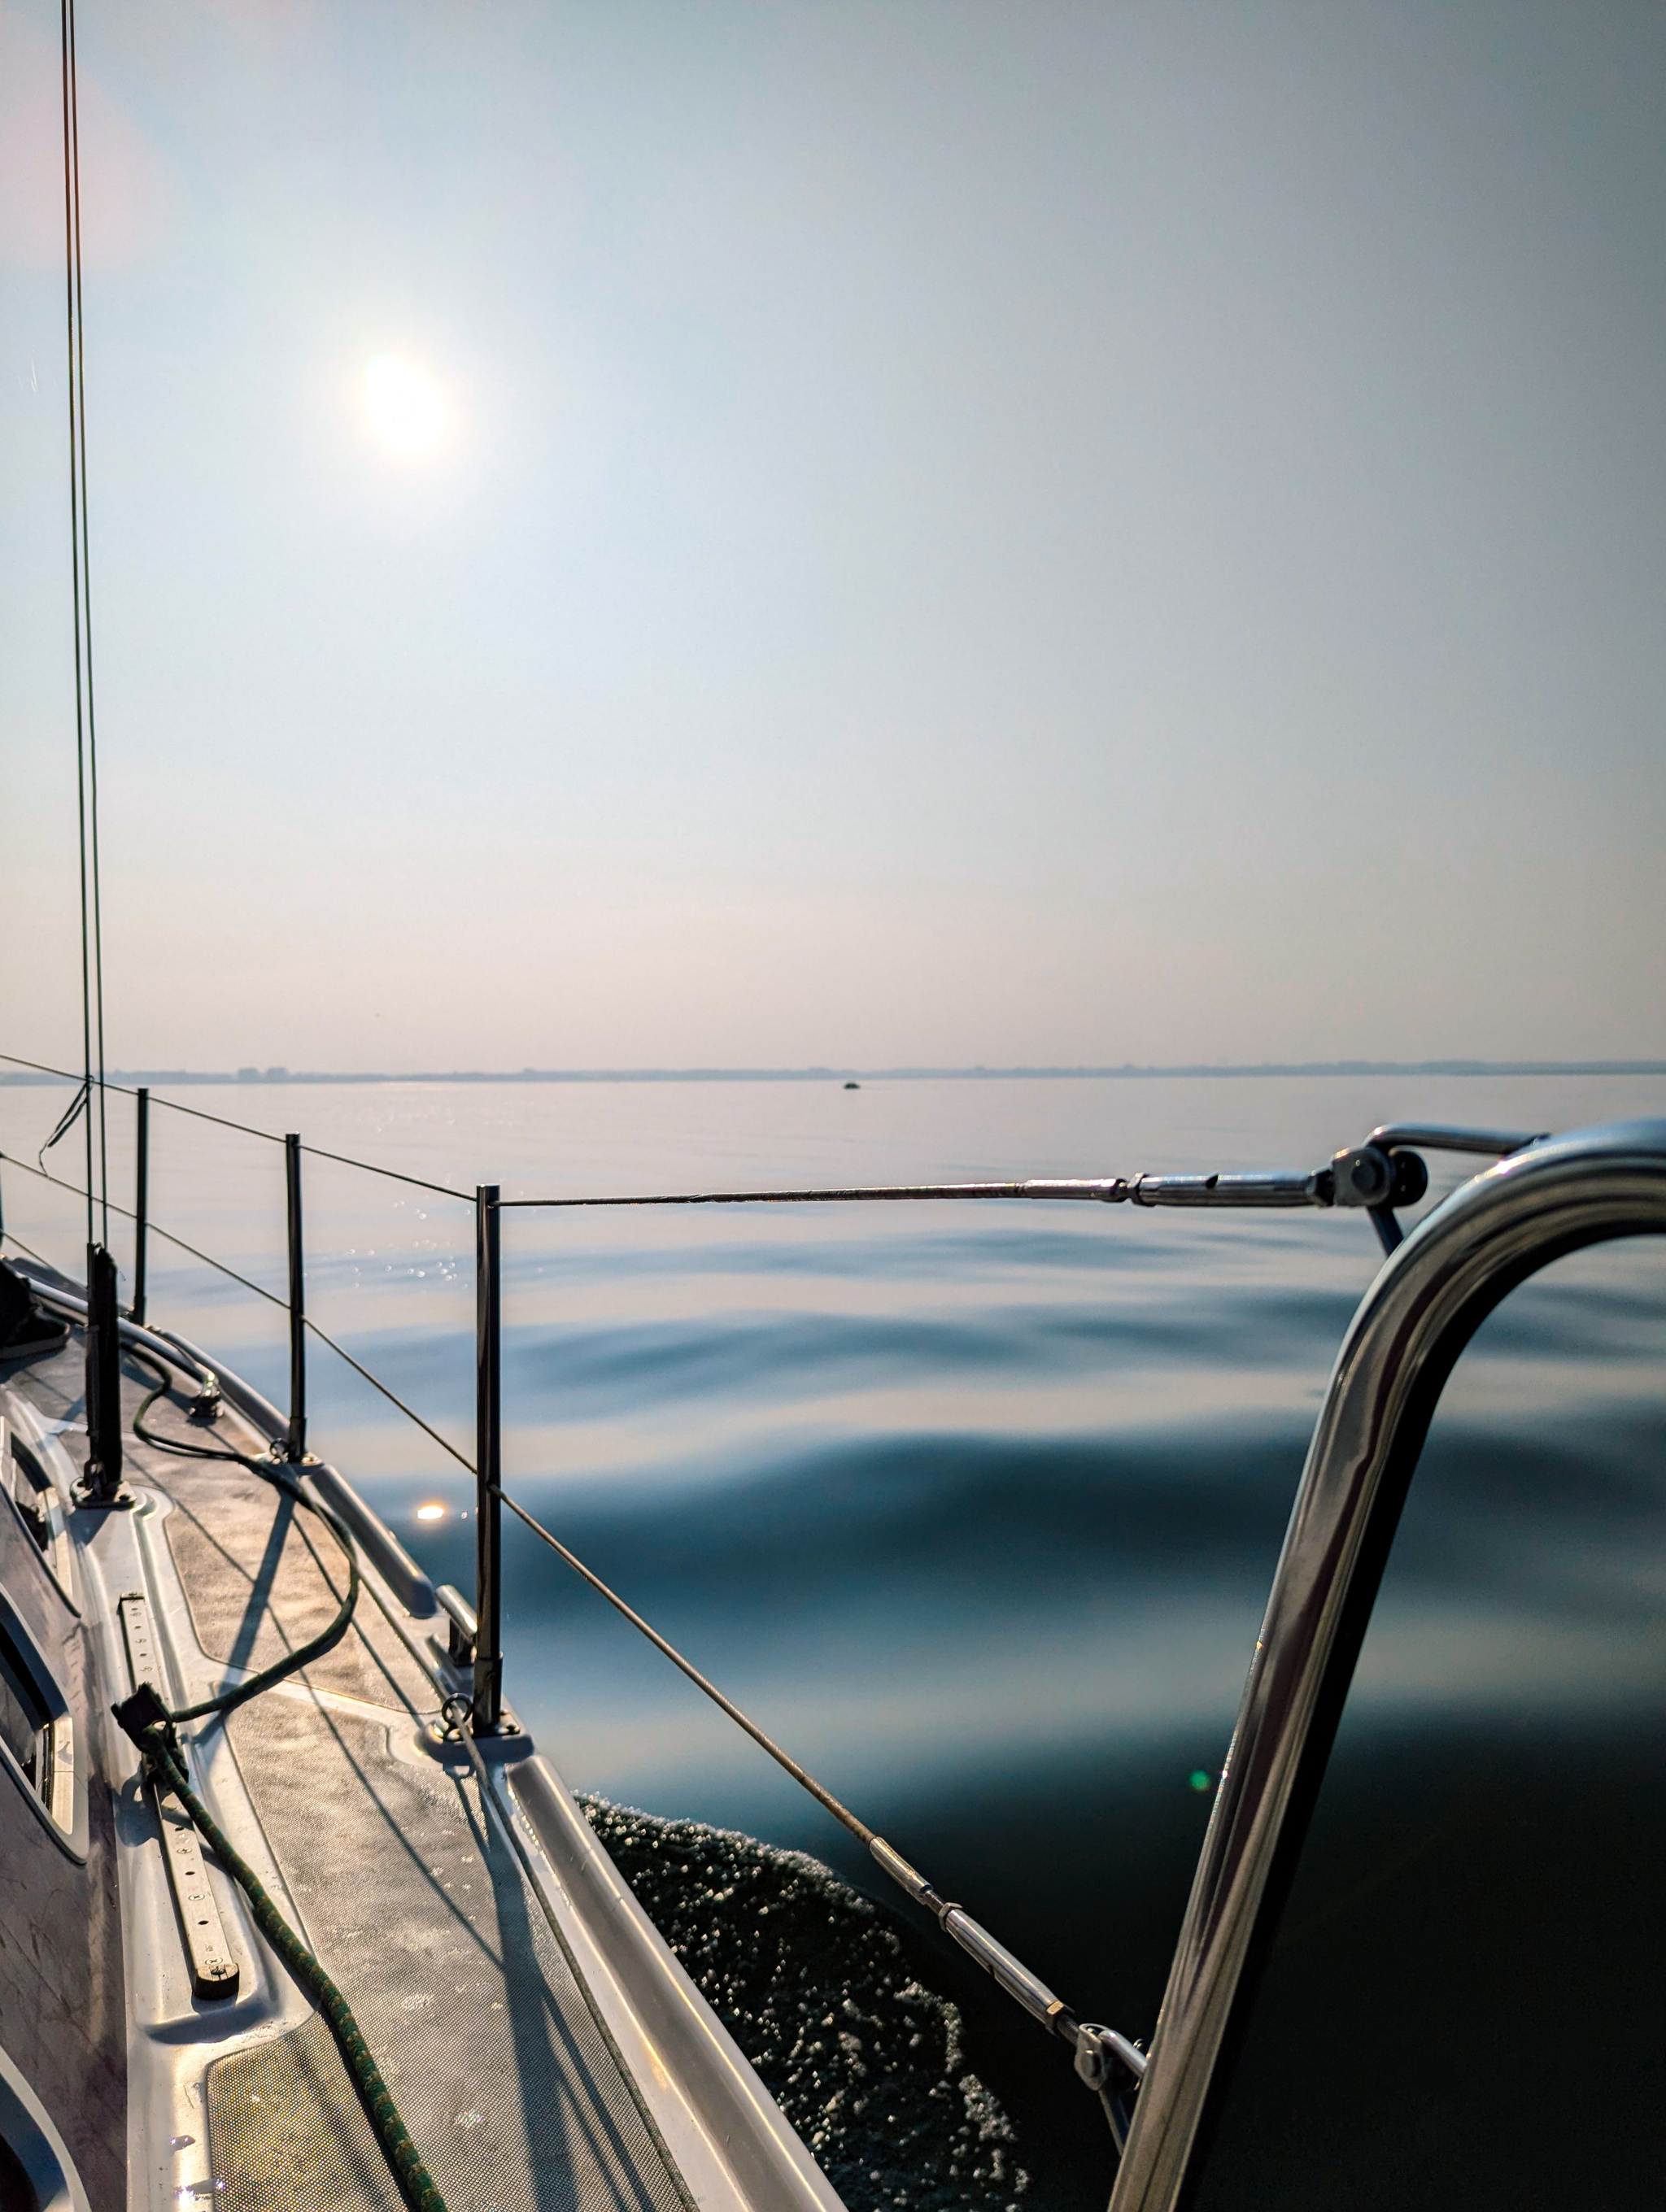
[208,1693,687,2212]
[15,1339,693,2212]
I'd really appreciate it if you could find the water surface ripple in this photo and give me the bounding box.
[4,1072,1662,2207]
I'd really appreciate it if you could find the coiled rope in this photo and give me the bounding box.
[112,1358,448,2212]
[129,1361,361,1713]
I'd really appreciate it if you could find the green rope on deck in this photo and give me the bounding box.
[116,1355,448,2212]
[130,1359,362,1718]
[115,1687,447,2212]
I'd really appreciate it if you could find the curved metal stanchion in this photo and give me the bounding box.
[1110,1118,1666,2212]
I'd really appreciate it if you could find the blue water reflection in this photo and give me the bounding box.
[2,1073,1661,2202]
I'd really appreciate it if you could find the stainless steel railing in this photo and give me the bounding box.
[1108,1116,1666,2212]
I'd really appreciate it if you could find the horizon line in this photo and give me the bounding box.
[6,1059,1666,1087]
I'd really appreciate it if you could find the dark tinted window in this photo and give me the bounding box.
[0,1629,48,1795]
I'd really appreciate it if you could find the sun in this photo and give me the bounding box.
[363,353,446,456]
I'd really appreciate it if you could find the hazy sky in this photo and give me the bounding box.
[4,0,1664,1070]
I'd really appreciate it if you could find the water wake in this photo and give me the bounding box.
[581,1798,1029,2212]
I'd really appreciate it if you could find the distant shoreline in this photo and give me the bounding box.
[6,1060,1666,1087]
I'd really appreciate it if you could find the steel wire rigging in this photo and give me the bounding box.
[4,1070,1526,2161]
[0,1151,477,1471]
[8,0,1552,2186]
[0,1053,473,1200]
[56,0,107,1250]
[5,1130,1151,2140]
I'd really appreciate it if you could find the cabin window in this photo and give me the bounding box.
[0,1629,50,1805]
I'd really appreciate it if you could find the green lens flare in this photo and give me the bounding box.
[1189,1770,1213,1793]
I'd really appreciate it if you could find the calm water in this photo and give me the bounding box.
[5,1072,1664,2205]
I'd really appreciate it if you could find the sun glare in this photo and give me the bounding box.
[416,1503,447,1522]
[364,354,446,456]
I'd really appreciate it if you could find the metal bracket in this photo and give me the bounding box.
[1328,1144,1430,1255]
[186,1375,223,1423]
[1332,1125,1542,1256]
[1074,2021,1147,2153]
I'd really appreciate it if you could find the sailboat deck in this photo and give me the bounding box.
[5,1332,795,2212]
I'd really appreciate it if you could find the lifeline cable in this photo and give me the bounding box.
[8,1121,1150,2117]
[491,1480,1146,2142]
[1,1152,476,1469]
[115,1285,1138,2145]
[0,1054,472,1201]
[2,1149,288,1307]
[497,1487,874,1842]
[114,1357,448,2212]
[8,1146,1106,2053]
[498,1178,1127,1208]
